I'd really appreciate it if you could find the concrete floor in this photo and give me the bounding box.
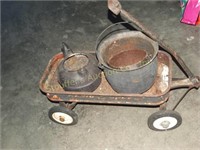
[1,1,200,149]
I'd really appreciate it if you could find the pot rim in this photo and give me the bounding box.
[96,31,158,71]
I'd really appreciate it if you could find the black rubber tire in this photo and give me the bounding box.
[148,110,182,131]
[48,106,78,125]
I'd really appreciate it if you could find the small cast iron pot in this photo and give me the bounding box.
[57,42,101,92]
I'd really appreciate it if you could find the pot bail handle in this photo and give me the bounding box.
[95,21,131,53]
[61,42,74,59]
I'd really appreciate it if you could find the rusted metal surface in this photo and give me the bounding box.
[159,102,167,110]
[108,0,122,15]
[190,76,200,89]
[171,78,198,89]
[47,93,169,106]
[59,102,77,110]
[39,51,172,106]
[108,49,147,68]
[107,0,198,80]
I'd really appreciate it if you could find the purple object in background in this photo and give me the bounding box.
[181,0,200,25]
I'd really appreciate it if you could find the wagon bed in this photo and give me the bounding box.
[40,51,172,106]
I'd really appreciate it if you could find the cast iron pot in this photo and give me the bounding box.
[57,42,101,92]
[96,31,158,93]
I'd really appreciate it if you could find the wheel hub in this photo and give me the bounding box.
[59,116,65,122]
[160,120,170,128]
[153,116,178,130]
[52,112,73,124]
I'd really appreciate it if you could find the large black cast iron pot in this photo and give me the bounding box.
[57,42,102,92]
[96,31,158,93]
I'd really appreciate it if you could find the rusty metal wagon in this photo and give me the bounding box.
[39,0,200,131]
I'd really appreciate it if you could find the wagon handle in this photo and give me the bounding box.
[171,77,200,90]
[170,77,200,111]
[107,0,196,80]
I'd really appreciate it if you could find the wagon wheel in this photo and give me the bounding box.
[49,106,78,125]
[148,110,182,131]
